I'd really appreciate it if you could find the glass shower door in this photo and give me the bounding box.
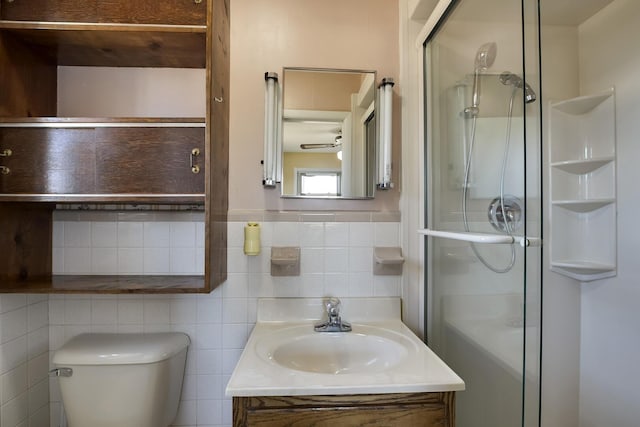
[422,0,542,426]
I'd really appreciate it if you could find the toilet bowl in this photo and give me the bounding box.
[52,332,190,427]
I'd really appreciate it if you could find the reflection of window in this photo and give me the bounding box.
[296,170,341,196]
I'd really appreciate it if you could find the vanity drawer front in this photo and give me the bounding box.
[1,0,206,26]
[234,393,455,427]
[94,127,205,195]
[244,406,449,427]
[0,127,96,195]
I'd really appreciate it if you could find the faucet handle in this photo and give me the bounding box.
[325,297,341,316]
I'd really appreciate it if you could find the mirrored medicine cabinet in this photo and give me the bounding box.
[280,68,377,199]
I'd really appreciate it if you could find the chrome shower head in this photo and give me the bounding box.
[466,42,498,116]
[474,42,497,72]
[500,72,537,103]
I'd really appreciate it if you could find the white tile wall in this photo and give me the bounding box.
[0,295,49,427]
[44,219,400,427]
[53,218,204,276]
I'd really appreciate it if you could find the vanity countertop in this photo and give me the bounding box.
[225,297,465,397]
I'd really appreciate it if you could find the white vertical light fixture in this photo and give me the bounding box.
[377,77,394,189]
[263,72,282,187]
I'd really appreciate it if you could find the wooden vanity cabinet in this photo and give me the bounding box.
[0,0,229,293]
[233,392,456,427]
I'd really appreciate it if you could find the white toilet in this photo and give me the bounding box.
[52,332,190,427]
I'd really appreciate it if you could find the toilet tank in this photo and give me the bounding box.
[53,332,190,427]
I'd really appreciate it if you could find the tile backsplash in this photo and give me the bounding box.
[0,295,50,427]
[52,211,205,275]
[3,212,401,427]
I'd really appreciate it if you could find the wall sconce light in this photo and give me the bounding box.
[377,77,394,189]
[263,72,282,187]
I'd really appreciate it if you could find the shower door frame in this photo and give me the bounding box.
[416,0,544,426]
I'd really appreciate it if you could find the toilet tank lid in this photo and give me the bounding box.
[53,333,190,365]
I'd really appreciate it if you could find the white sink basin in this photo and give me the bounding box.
[256,325,411,374]
[225,298,465,397]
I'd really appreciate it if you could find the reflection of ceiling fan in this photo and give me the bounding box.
[300,132,342,150]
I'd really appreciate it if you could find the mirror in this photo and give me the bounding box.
[281,68,376,198]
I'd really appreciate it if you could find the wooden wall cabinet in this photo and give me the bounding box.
[233,393,456,427]
[0,0,229,293]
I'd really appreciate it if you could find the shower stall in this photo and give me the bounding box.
[421,0,542,426]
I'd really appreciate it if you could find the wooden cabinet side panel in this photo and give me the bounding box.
[206,0,230,290]
[0,203,52,284]
[0,33,57,117]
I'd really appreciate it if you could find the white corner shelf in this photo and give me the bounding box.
[549,88,617,282]
[550,91,613,115]
[550,157,614,174]
[552,199,615,213]
[550,261,616,282]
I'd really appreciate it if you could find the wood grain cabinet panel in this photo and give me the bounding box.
[0,0,206,25]
[0,125,205,198]
[233,393,456,427]
[94,127,205,195]
[0,128,96,194]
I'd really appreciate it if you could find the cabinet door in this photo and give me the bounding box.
[96,0,206,25]
[0,128,96,194]
[0,0,98,22]
[0,0,206,25]
[94,127,205,195]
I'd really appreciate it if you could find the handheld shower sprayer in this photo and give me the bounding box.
[499,71,537,103]
[465,42,497,117]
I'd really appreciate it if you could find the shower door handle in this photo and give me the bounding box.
[418,229,542,247]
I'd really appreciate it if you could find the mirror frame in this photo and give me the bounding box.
[279,67,378,200]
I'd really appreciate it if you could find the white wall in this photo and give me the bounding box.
[578,1,640,426]
[57,67,206,118]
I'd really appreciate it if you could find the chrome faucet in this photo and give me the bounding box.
[314,297,352,332]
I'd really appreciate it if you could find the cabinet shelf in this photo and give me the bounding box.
[0,21,206,68]
[550,157,614,174]
[552,199,615,213]
[0,275,206,294]
[0,117,206,127]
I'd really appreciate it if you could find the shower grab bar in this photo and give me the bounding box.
[418,229,542,247]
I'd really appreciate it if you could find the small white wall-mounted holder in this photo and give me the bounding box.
[373,247,404,276]
[271,247,300,276]
[244,222,261,256]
